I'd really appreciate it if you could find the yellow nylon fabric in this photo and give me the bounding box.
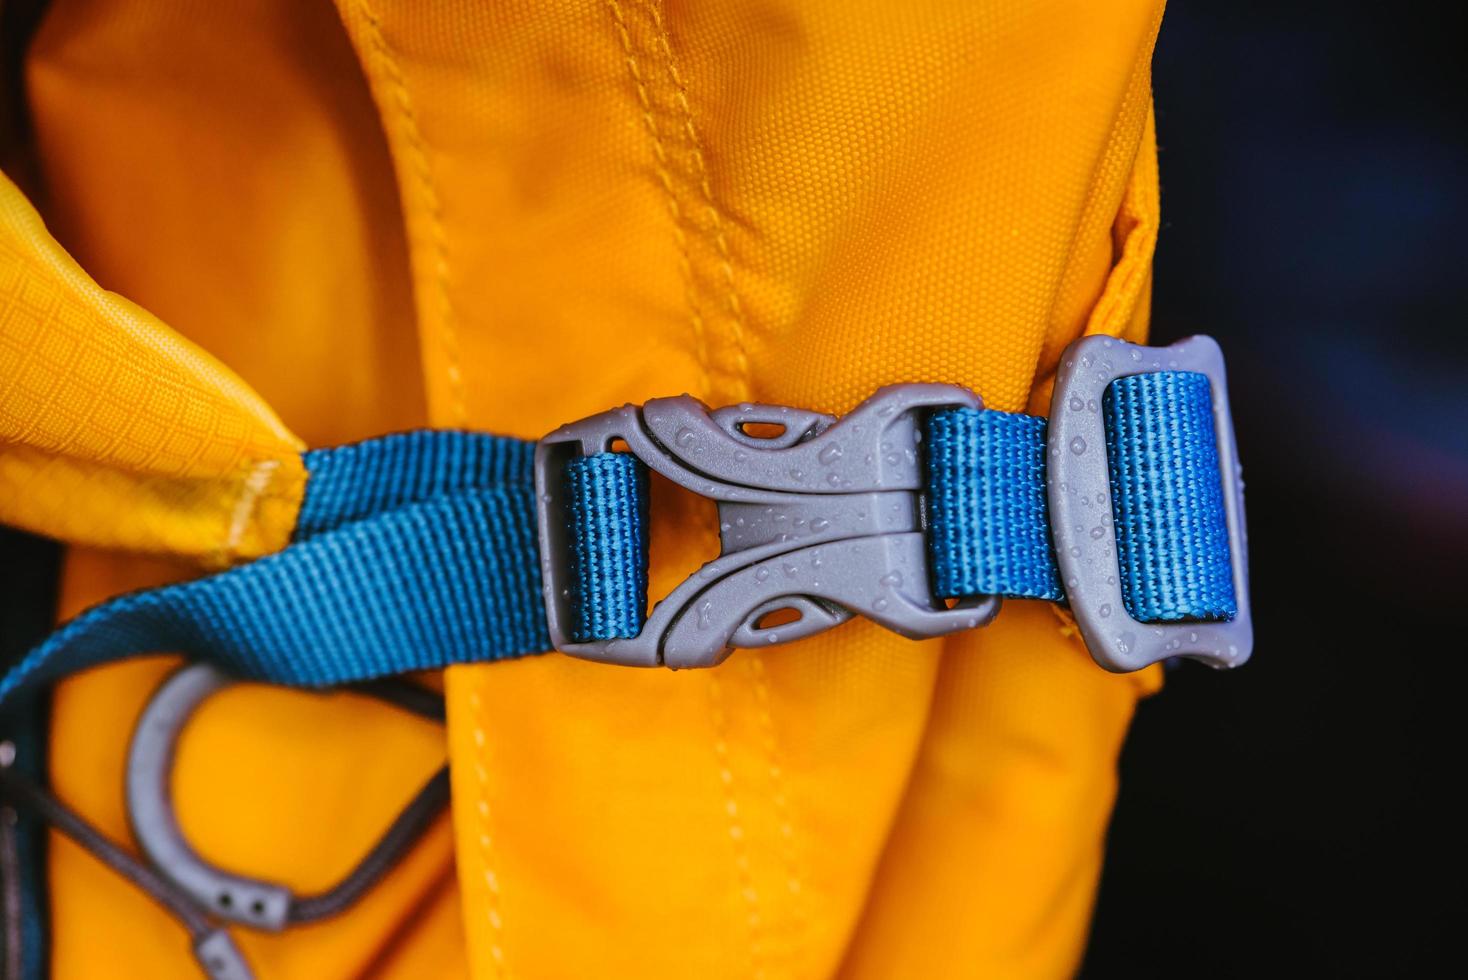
[0,172,304,565]
[2,0,1170,977]
[18,1,449,977]
[331,2,1166,977]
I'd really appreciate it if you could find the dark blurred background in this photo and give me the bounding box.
[1082,2,1464,976]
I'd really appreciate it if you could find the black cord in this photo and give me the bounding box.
[287,764,450,924]
[0,766,252,979]
[0,675,450,974]
[349,678,447,723]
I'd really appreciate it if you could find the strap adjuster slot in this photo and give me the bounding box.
[1047,335,1253,672]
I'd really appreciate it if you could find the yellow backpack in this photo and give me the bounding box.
[0,2,1248,977]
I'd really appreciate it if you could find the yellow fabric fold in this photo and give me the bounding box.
[0,171,304,565]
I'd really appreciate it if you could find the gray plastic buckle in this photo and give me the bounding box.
[535,384,1000,668]
[1047,334,1253,672]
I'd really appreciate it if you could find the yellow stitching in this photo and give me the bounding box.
[356,0,468,424]
[217,458,279,566]
[748,653,806,974]
[468,687,509,977]
[644,2,751,402]
[709,670,766,978]
[606,0,712,398]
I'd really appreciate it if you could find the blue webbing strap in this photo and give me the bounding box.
[565,454,650,642]
[1103,372,1237,622]
[925,409,1063,602]
[924,370,1236,623]
[0,432,555,712]
[0,373,1236,713]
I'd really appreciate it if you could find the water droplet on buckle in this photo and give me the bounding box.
[872,597,889,612]
[754,567,770,583]
[1116,631,1136,655]
[675,427,696,449]
[819,442,843,465]
[1099,603,1112,618]
[1069,437,1087,455]
[810,518,830,532]
[879,571,904,588]
[1090,526,1105,540]
[1069,397,1084,412]
[696,601,713,630]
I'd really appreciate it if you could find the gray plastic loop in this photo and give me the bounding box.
[126,663,295,930]
[536,384,1001,668]
[1047,334,1253,672]
[193,928,254,980]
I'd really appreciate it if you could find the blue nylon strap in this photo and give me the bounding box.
[925,409,1064,602]
[1103,372,1237,622]
[297,429,536,538]
[1,372,1235,712]
[0,432,550,713]
[924,370,1236,623]
[565,453,650,642]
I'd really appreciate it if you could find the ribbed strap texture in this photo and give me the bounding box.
[1103,372,1236,622]
[297,430,535,538]
[925,409,1063,601]
[565,453,650,642]
[925,370,1235,623]
[0,432,549,712]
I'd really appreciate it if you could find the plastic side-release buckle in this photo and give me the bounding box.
[1048,334,1253,672]
[535,384,1000,668]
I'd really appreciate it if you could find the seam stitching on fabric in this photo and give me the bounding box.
[468,687,510,977]
[748,654,806,974]
[644,2,751,402]
[218,458,280,565]
[709,671,766,977]
[356,0,468,425]
[605,0,712,397]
